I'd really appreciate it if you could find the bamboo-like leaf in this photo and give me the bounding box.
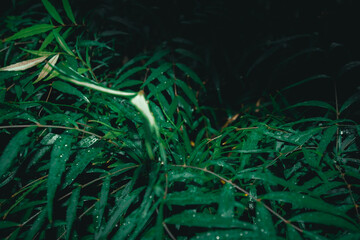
[176,62,203,86]
[52,81,90,103]
[20,48,57,57]
[40,30,56,51]
[0,56,47,71]
[193,229,259,239]
[218,183,235,218]
[176,79,198,106]
[317,125,337,160]
[94,176,111,233]
[141,63,172,87]
[25,208,47,240]
[0,221,20,229]
[144,49,170,66]
[47,132,73,222]
[290,212,360,232]
[285,100,336,113]
[62,0,76,24]
[0,127,34,179]
[165,211,254,229]
[340,92,360,114]
[4,24,54,42]
[34,54,59,83]
[255,202,276,238]
[63,147,102,187]
[98,187,143,239]
[66,187,81,240]
[53,29,75,57]
[261,192,346,217]
[42,0,64,25]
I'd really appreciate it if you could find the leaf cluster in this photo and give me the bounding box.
[0,1,360,239]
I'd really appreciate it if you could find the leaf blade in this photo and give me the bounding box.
[0,56,47,71]
[42,0,64,25]
[62,0,76,24]
[4,24,54,42]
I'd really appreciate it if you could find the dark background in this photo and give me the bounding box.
[2,0,360,112]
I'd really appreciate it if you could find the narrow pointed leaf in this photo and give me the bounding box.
[52,80,90,103]
[285,100,336,112]
[255,203,276,238]
[66,187,81,240]
[34,54,59,83]
[25,208,47,240]
[4,24,54,42]
[98,187,143,239]
[340,92,360,114]
[42,0,64,25]
[63,146,101,187]
[47,132,73,222]
[290,212,360,232]
[40,31,55,51]
[141,63,172,87]
[53,29,75,57]
[94,176,111,233]
[20,48,57,57]
[261,192,346,217]
[0,56,47,71]
[62,0,76,24]
[165,211,254,229]
[218,183,235,218]
[0,127,34,179]
[176,63,203,86]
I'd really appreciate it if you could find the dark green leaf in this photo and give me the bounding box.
[42,0,64,25]
[290,212,360,232]
[261,192,346,217]
[66,187,81,240]
[62,0,76,24]
[47,132,74,222]
[64,147,102,187]
[255,203,276,238]
[165,211,255,229]
[52,81,90,103]
[0,127,34,179]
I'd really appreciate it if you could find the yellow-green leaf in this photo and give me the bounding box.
[0,56,47,71]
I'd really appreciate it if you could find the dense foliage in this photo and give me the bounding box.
[1,0,360,239]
